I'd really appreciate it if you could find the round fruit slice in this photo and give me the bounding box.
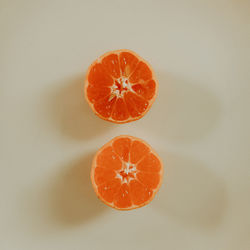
[85,49,158,123]
[91,135,163,210]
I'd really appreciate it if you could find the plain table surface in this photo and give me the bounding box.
[1,0,250,249]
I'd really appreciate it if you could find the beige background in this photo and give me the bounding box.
[1,0,250,249]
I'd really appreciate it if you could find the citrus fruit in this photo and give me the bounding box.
[85,49,158,123]
[91,135,163,210]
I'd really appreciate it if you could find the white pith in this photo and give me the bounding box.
[115,161,137,184]
[109,76,133,100]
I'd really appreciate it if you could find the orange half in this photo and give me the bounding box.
[85,49,158,123]
[91,135,163,210]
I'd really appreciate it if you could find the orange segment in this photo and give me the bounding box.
[93,95,116,118]
[130,140,150,164]
[124,93,141,118]
[129,61,152,83]
[97,179,121,203]
[94,167,116,186]
[87,85,110,103]
[124,92,149,114]
[88,63,113,86]
[137,172,160,189]
[101,54,121,78]
[114,184,132,208]
[91,135,163,210]
[137,153,162,172]
[111,98,130,122]
[96,146,122,170]
[132,80,156,100]
[112,137,131,162]
[119,51,139,77]
[129,180,153,206]
[85,50,158,123]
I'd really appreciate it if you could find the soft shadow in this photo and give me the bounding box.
[155,153,227,230]
[18,153,106,236]
[49,153,107,226]
[143,73,221,143]
[47,76,113,141]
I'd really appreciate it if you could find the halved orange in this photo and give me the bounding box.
[91,135,163,210]
[84,49,158,123]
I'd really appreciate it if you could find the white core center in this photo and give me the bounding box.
[110,77,132,99]
[121,77,128,88]
[116,162,137,184]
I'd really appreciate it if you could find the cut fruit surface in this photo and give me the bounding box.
[91,135,163,210]
[85,50,158,123]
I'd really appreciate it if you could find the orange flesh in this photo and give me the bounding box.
[91,136,163,210]
[85,50,158,123]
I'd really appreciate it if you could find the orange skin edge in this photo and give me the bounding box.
[84,49,159,124]
[90,135,164,210]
